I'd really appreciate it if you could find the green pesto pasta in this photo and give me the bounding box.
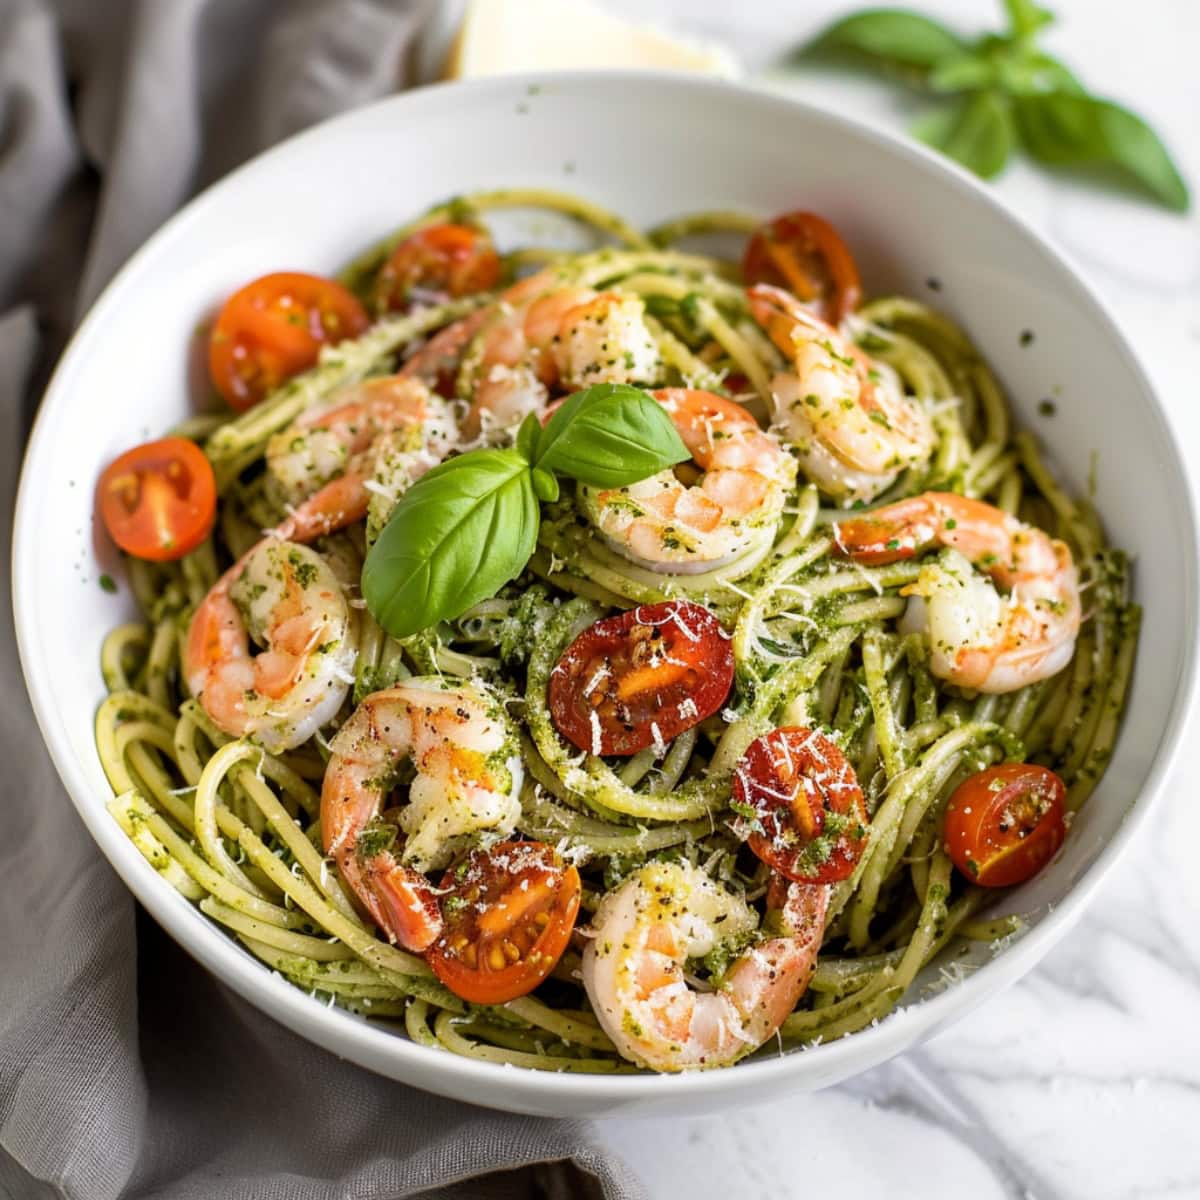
[95,189,1138,1075]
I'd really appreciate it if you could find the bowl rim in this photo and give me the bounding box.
[13,69,1198,1106]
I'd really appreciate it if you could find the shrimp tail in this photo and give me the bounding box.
[276,472,370,542]
[833,495,941,563]
[747,282,823,355]
[836,491,1082,693]
[399,307,490,394]
[726,879,827,1029]
[768,875,830,940]
[366,854,443,951]
[321,680,521,950]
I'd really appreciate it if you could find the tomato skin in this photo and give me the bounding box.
[97,437,217,562]
[547,600,734,757]
[944,764,1066,888]
[374,223,501,312]
[208,272,368,411]
[742,211,862,325]
[732,727,868,883]
[427,841,581,1005]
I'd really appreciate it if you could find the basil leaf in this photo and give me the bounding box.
[996,50,1084,96]
[1013,92,1190,212]
[803,8,965,72]
[1002,0,1053,39]
[927,52,995,93]
[533,384,689,488]
[914,90,1014,180]
[515,411,540,463]
[362,448,538,638]
[531,466,559,502]
[788,2,1186,215]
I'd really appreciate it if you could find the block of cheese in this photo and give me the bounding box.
[444,0,738,80]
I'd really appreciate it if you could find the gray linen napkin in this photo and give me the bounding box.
[0,2,647,1196]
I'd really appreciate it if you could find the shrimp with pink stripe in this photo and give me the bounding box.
[749,283,934,502]
[320,678,522,951]
[184,539,357,753]
[464,270,663,437]
[834,491,1082,693]
[266,373,458,543]
[583,860,827,1071]
[581,388,796,576]
[185,374,461,748]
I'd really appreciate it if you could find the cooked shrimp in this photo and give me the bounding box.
[398,306,491,394]
[834,491,1081,692]
[184,539,357,753]
[550,291,661,390]
[583,861,827,1071]
[467,272,662,436]
[749,283,934,503]
[320,679,522,950]
[467,282,589,434]
[581,388,796,575]
[266,374,457,541]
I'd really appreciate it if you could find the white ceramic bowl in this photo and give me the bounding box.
[14,73,1197,1117]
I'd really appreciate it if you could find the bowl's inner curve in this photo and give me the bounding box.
[14,74,1193,1113]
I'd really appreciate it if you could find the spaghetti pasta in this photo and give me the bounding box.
[94,189,1138,1073]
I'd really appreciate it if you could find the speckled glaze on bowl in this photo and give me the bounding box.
[13,73,1197,1117]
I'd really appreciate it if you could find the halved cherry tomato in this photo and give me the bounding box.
[547,600,734,757]
[732,727,868,883]
[943,764,1066,888]
[427,841,581,1005]
[208,271,368,411]
[742,211,862,325]
[97,437,217,562]
[374,223,501,312]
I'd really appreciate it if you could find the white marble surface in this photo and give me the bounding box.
[588,2,1200,1196]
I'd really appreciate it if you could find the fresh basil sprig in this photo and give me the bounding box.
[361,384,689,638]
[361,448,539,641]
[797,1,1189,210]
[532,383,690,486]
